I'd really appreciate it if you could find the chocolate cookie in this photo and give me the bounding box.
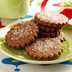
[26,38,63,60]
[5,20,38,49]
[37,24,58,32]
[35,11,68,29]
[39,30,60,38]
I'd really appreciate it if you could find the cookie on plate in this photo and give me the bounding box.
[5,20,38,49]
[26,38,63,60]
[39,30,60,38]
[37,24,58,32]
[34,11,68,29]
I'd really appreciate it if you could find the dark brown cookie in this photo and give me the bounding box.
[26,38,63,60]
[34,11,68,29]
[39,30,60,38]
[37,24,58,32]
[5,20,38,49]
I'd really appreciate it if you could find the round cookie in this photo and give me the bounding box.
[26,38,63,60]
[35,11,68,29]
[5,20,38,49]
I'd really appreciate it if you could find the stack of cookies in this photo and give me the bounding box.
[34,11,68,38]
[5,11,68,60]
